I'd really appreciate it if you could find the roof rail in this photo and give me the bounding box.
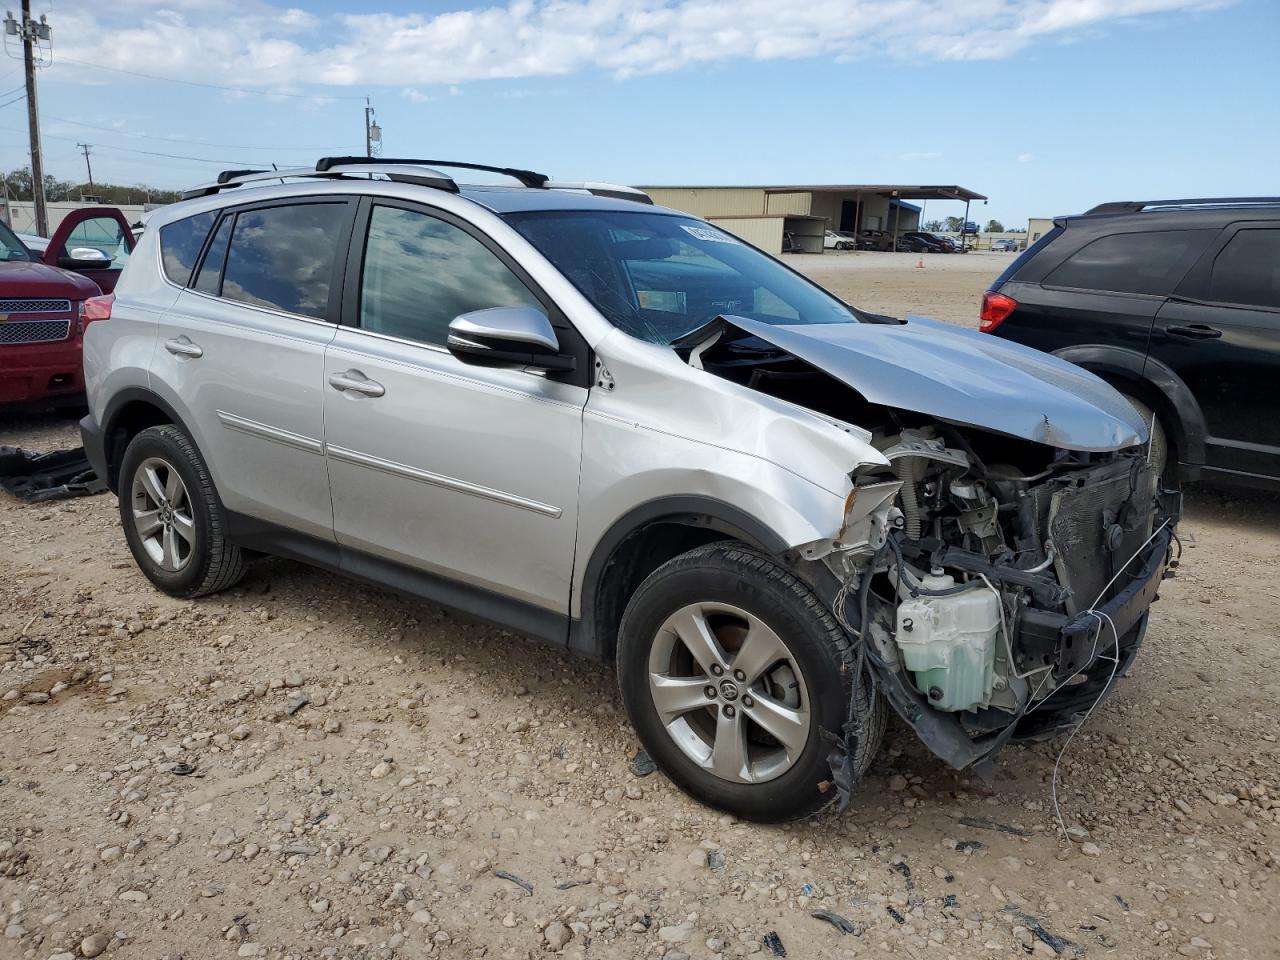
[316,156,549,188]
[1085,197,1280,215]
[544,180,654,204]
[180,162,458,201]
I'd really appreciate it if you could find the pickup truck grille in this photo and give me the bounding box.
[0,298,72,314]
[0,319,72,345]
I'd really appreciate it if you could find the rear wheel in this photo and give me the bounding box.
[118,424,246,598]
[617,542,884,821]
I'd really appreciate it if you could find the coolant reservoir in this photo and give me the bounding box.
[895,572,1000,713]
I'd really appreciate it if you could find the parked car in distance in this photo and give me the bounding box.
[781,230,802,253]
[856,229,892,251]
[1,207,136,407]
[823,230,854,251]
[81,158,1175,822]
[900,231,950,253]
[991,238,1020,252]
[958,220,979,235]
[982,196,1280,490]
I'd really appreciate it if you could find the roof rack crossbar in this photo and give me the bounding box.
[316,156,549,188]
[1086,197,1280,215]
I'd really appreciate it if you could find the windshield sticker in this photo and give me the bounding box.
[637,290,687,314]
[680,224,738,244]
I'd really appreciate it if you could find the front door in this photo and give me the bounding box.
[1152,222,1280,481]
[44,208,136,293]
[322,199,588,619]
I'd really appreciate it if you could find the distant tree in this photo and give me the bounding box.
[923,219,944,232]
[985,219,1005,233]
[944,215,964,232]
[2,167,181,205]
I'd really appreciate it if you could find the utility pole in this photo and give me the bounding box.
[364,97,381,158]
[4,1,52,236]
[77,142,94,192]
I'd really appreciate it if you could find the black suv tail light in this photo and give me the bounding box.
[980,291,1017,333]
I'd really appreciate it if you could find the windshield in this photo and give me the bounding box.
[504,210,862,345]
[0,221,33,262]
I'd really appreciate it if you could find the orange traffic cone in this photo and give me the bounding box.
[916,257,925,269]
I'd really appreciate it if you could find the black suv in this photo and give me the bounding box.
[981,198,1280,490]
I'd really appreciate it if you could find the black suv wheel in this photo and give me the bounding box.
[118,425,247,598]
[616,542,884,821]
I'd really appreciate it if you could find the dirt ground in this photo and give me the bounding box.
[2,252,1277,960]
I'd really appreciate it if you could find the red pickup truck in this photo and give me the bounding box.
[1,207,136,408]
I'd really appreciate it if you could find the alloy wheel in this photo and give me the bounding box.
[647,602,811,784]
[130,456,195,572]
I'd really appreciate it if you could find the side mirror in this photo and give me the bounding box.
[446,307,575,372]
[58,247,113,270]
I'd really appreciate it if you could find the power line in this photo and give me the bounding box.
[0,123,269,165]
[0,93,26,109]
[59,56,367,102]
[42,112,355,152]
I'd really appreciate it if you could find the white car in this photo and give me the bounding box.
[823,230,854,251]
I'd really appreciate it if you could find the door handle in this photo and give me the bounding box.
[328,370,385,397]
[163,336,203,358]
[1165,324,1222,340]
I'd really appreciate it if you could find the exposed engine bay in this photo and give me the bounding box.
[687,322,1181,778]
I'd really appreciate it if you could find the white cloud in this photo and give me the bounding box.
[52,0,1226,90]
[1017,152,1034,162]
[401,88,433,102]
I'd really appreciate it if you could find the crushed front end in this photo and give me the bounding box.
[821,425,1179,774]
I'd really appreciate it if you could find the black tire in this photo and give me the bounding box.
[1120,393,1176,489]
[117,424,246,598]
[617,542,885,822]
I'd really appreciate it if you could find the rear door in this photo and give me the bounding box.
[43,208,136,293]
[151,198,355,541]
[1151,222,1280,480]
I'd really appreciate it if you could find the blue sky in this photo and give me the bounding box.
[1,0,1276,226]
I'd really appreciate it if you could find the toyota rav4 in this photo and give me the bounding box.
[81,159,1179,821]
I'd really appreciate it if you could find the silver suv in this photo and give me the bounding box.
[81,159,1178,821]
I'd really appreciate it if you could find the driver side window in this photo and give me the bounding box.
[359,205,542,346]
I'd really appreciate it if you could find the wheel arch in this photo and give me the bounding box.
[100,388,201,493]
[1052,344,1207,473]
[569,496,793,663]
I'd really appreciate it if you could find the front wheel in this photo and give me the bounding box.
[1120,393,1175,489]
[617,543,884,821]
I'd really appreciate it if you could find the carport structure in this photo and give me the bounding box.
[640,183,987,253]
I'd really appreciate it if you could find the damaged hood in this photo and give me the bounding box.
[719,314,1148,452]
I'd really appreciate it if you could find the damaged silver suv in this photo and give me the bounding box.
[80,159,1179,821]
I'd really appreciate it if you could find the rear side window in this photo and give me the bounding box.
[1044,230,1213,296]
[159,211,215,285]
[193,215,232,295]
[1206,229,1280,309]
[992,224,1062,288]
[220,203,347,320]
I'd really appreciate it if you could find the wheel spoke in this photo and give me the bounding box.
[165,469,186,508]
[133,509,162,539]
[140,465,166,506]
[171,511,195,546]
[744,693,809,758]
[650,674,712,723]
[667,606,727,675]
[710,707,750,782]
[161,525,181,571]
[730,619,788,686]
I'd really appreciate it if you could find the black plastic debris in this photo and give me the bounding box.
[811,910,860,935]
[0,446,108,503]
[629,749,658,777]
[885,906,906,924]
[958,815,1032,837]
[942,894,959,909]
[955,839,984,852]
[494,870,533,895]
[170,762,196,776]
[762,931,786,956]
